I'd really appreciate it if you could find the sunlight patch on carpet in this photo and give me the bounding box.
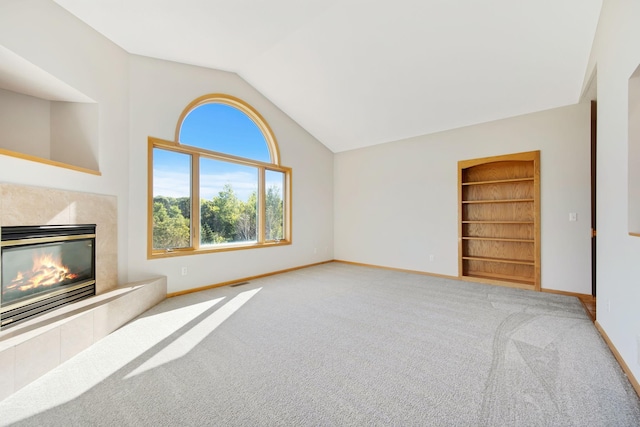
[125,288,261,379]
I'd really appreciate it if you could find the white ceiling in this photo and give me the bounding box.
[53,0,602,153]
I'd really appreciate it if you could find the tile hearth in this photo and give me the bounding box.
[0,183,166,401]
[0,276,166,401]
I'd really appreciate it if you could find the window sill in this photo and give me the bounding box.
[148,240,291,259]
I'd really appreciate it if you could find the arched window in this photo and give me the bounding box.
[148,94,291,257]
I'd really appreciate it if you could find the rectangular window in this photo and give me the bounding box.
[265,170,285,241]
[152,148,192,250]
[200,157,258,246]
[148,137,291,258]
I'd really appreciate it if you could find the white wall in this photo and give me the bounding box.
[583,0,640,383]
[127,55,334,293]
[50,101,99,171]
[0,0,130,284]
[0,1,333,294]
[335,103,592,294]
[0,88,50,158]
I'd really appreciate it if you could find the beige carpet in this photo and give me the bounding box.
[0,263,638,426]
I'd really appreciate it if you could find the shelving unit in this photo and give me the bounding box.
[458,151,540,290]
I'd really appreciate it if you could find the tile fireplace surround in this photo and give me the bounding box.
[0,183,166,401]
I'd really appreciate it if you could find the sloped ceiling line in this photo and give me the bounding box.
[52,0,603,152]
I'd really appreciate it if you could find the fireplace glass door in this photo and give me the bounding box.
[1,225,96,328]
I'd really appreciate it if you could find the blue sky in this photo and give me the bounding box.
[180,103,270,162]
[153,103,281,201]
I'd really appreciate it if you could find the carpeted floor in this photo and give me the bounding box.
[0,263,639,426]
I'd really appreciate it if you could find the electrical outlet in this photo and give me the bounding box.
[181,267,188,276]
[429,254,435,262]
[569,212,578,222]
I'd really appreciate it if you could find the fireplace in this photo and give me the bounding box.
[1,224,96,328]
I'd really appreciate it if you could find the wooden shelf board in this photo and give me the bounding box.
[462,256,535,266]
[462,237,534,243]
[462,177,534,186]
[462,199,534,204]
[462,221,534,224]
[464,272,536,286]
[0,147,101,176]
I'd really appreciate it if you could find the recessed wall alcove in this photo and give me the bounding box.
[0,45,99,174]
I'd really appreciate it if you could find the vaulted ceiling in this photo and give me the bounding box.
[53,0,602,152]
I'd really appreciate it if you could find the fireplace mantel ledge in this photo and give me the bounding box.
[0,277,167,401]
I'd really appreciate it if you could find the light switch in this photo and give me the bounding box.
[569,212,578,222]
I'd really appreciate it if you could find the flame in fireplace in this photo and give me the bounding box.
[5,250,78,293]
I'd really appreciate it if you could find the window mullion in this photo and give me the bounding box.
[147,142,154,258]
[192,154,200,250]
[258,167,266,244]
[285,170,292,242]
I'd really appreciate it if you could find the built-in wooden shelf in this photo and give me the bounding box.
[465,272,536,285]
[462,237,534,243]
[462,177,534,186]
[462,256,535,266]
[459,151,540,291]
[462,199,534,204]
[462,220,534,224]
